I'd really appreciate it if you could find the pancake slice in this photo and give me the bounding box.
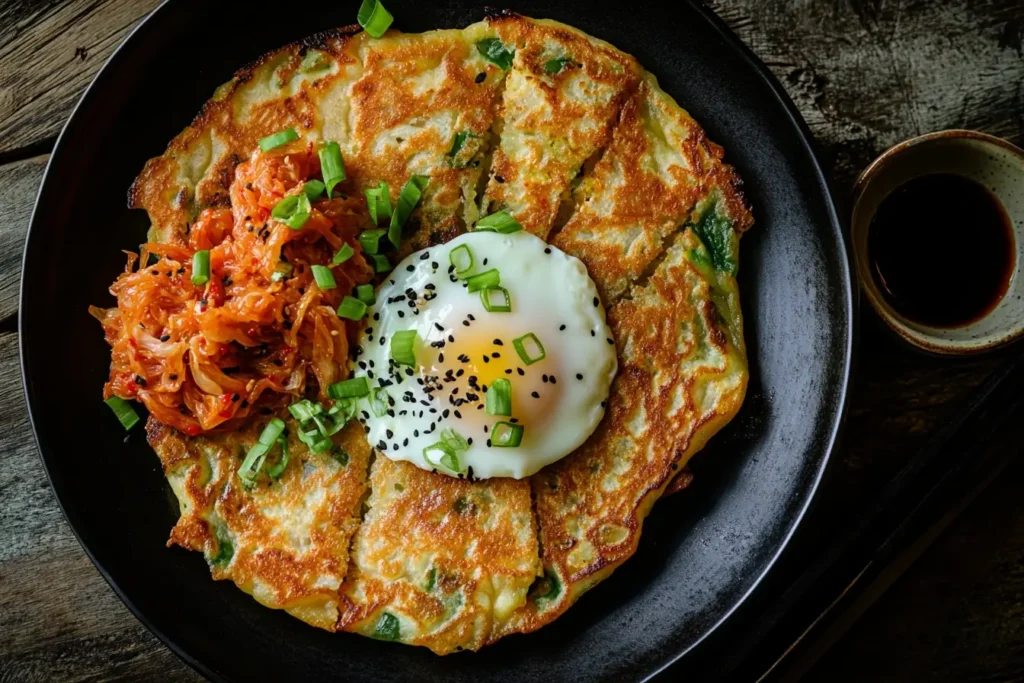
[337,458,540,653]
[477,15,641,239]
[148,417,371,630]
[494,228,748,638]
[552,73,753,304]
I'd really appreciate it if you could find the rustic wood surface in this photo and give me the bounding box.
[0,1,1022,681]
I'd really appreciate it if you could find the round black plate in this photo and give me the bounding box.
[19,1,852,680]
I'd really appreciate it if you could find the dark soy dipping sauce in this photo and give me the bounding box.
[868,173,1015,328]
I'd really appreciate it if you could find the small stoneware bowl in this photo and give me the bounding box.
[851,130,1024,354]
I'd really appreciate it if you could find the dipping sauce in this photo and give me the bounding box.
[868,173,1015,328]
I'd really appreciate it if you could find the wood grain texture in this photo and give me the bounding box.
[0,1,1021,682]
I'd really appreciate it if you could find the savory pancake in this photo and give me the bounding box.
[118,11,752,653]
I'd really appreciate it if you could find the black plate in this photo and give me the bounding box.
[19,1,852,680]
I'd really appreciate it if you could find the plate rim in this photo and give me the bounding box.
[17,1,855,680]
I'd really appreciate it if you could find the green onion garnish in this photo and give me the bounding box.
[311,265,336,290]
[447,131,471,160]
[191,250,210,286]
[491,421,524,447]
[512,332,546,365]
[303,179,326,201]
[357,0,393,39]
[271,261,293,282]
[288,399,323,423]
[475,210,523,234]
[328,376,370,399]
[476,37,515,70]
[449,244,474,277]
[390,330,418,366]
[337,295,367,320]
[364,181,392,224]
[332,243,355,265]
[265,437,290,479]
[104,396,139,430]
[389,175,429,248]
[359,229,386,255]
[423,428,469,473]
[373,612,401,642]
[544,57,575,74]
[238,418,287,485]
[318,141,346,198]
[299,49,330,73]
[371,254,391,273]
[440,428,469,452]
[258,128,298,152]
[480,286,511,313]
[271,193,312,230]
[369,387,390,417]
[466,268,499,293]
[330,397,357,424]
[486,378,512,416]
[355,283,376,305]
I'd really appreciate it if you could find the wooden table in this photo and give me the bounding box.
[1,1,1022,680]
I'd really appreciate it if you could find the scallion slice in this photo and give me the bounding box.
[332,243,354,265]
[191,250,210,286]
[466,268,499,293]
[359,229,386,255]
[423,443,463,474]
[238,418,287,485]
[258,128,298,152]
[389,175,429,248]
[447,131,471,160]
[486,378,512,416]
[311,264,336,290]
[299,49,330,73]
[303,179,326,200]
[288,399,323,423]
[328,376,370,400]
[475,210,522,234]
[371,253,391,273]
[364,181,392,224]
[337,295,367,320]
[271,193,312,230]
[544,57,575,74]
[476,37,515,70]
[355,283,376,305]
[480,286,511,313]
[318,141,346,198]
[357,0,393,39]
[265,437,290,479]
[512,332,546,365]
[449,244,473,277]
[104,396,139,430]
[440,428,469,452]
[369,387,390,417]
[390,330,418,366]
[271,260,293,282]
[491,421,524,448]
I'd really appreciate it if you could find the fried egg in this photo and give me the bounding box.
[353,230,617,479]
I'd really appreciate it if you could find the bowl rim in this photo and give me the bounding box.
[850,128,1024,356]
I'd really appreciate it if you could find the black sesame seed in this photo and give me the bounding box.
[454,410,462,418]
[576,373,584,380]
[517,367,525,376]
[486,439,492,447]
[463,320,470,326]
[386,429,394,439]
[591,330,596,337]
[431,262,439,269]
[398,310,405,318]
[550,376,557,384]
[359,361,367,370]
[559,324,566,331]
[439,353,445,363]
[593,297,599,307]
[425,283,436,290]
[406,265,415,272]
[159,334,171,342]
[434,322,444,331]
[492,352,500,358]
[601,400,607,407]
[403,438,409,446]
[493,338,503,346]
[532,391,540,398]
[483,258,488,266]
[505,369,512,374]
[420,252,430,260]
[483,355,490,363]
[509,418,519,424]
[607,338,614,345]
[544,247,551,254]
[467,314,475,321]
[378,440,387,451]
[542,374,548,383]
[475,71,486,83]
[495,175,505,183]
[374,312,380,321]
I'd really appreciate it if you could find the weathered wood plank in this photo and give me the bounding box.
[0,155,46,324]
[0,0,161,156]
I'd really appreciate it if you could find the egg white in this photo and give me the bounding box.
[352,230,617,479]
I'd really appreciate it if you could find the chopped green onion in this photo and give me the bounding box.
[491,421,524,447]
[258,128,298,152]
[299,49,331,73]
[486,378,512,416]
[372,612,400,641]
[271,260,293,282]
[423,442,463,474]
[447,131,472,162]
[544,57,575,74]
[475,210,522,234]
[359,229,386,255]
[512,332,546,365]
[104,396,139,430]
[318,141,346,197]
[369,387,390,417]
[364,181,392,224]
[265,437,290,479]
[288,399,323,423]
[191,250,210,286]
[271,193,312,230]
[329,397,358,424]
[331,446,351,466]
[480,286,511,313]
[449,244,473,277]
[390,330,418,366]
[311,265,336,290]
[332,243,354,265]
[328,377,370,400]
[355,283,376,305]
[476,38,515,70]
[357,0,393,39]
[337,295,367,320]
[440,428,469,452]
[466,268,500,293]
[209,528,233,567]
[370,253,391,273]
[303,179,326,201]
[238,418,287,485]
[298,426,333,454]
[389,175,429,248]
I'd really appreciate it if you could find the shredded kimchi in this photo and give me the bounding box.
[90,142,374,435]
